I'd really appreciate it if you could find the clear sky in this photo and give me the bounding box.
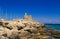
[0,0,60,24]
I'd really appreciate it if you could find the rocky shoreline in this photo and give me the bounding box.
[0,13,60,39]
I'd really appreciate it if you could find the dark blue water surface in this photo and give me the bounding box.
[46,24,60,39]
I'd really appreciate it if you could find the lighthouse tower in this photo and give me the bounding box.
[24,13,33,21]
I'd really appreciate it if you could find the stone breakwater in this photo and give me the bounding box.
[0,13,59,39]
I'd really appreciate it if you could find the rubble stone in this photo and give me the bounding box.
[0,13,55,39]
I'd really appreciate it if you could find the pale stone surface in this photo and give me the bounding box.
[0,13,55,39]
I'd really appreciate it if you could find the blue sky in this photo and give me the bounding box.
[0,0,60,24]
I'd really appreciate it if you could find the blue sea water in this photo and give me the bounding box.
[46,24,60,30]
[46,24,60,39]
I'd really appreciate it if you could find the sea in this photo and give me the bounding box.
[46,24,60,39]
